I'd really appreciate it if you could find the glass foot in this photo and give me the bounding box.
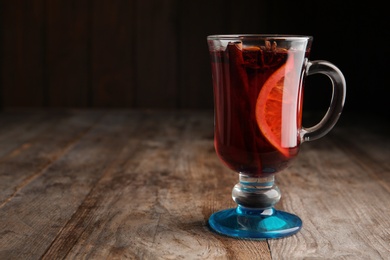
[208,206,302,239]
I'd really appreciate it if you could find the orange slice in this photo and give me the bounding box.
[255,55,295,157]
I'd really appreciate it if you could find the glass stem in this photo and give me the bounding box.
[232,174,281,209]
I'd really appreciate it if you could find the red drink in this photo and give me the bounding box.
[207,35,345,239]
[209,42,307,176]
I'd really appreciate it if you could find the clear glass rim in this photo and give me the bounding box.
[207,34,313,41]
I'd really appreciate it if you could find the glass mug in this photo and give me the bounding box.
[207,35,346,239]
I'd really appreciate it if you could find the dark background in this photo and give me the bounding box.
[0,0,389,119]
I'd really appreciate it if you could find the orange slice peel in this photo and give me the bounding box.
[255,55,295,157]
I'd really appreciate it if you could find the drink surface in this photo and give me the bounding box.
[210,42,307,176]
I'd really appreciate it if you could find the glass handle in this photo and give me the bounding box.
[301,60,346,142]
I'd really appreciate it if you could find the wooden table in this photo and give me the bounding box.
[0,109,389,259]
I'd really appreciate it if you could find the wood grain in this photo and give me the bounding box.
[45,1,89,107]
[1,1,388,118]
[0,110,389,259]
[134,0,179,108]
[0,0,45,107]
[177,0,227,109]
[90,1,135,107]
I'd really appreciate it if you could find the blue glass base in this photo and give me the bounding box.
[208,206,302,239]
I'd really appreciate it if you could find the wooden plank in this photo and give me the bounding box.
[0,110,138,258]
[0,110,269,259]
[0,110,103,206]
[0,111,388,259]
[177,1,226,109]
[134,0,178,108]
[0,110,62,158]
[40,111,271,259]
[90,1,135,107]
[269,117,390,259]
[45,1,89,107]
[0,0,45,107]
